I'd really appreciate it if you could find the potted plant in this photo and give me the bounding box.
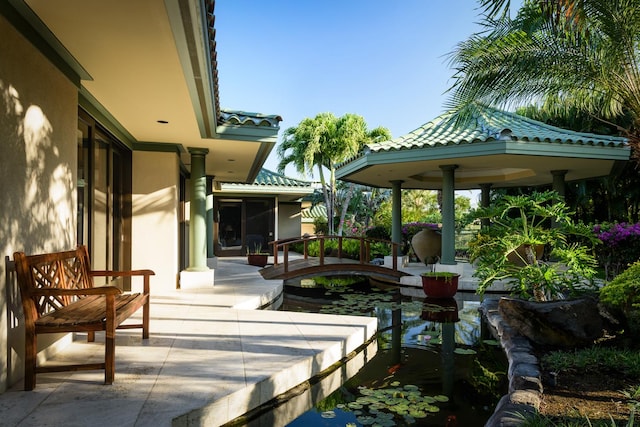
[468,190,599,301]
[247,242,269,267]
[420,271,460,298]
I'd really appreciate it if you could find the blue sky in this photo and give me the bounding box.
[214,1,503,184]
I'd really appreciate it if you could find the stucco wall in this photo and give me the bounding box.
[132,151,180,294]
[278,202,302,240]
[0,15,78,391]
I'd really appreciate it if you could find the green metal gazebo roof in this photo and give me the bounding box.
[336,106,630,190]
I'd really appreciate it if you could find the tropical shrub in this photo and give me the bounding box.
[469,191,599,301]
[600,261,640,317]
[313,217,328,234]
[365,225,391,241]
[593,222,640,280]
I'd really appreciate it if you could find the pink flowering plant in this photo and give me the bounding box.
[593,222,640,279]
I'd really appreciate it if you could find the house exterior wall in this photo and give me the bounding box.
[132,151,181,293]
[278,202,302,240]
[0,14,78,391]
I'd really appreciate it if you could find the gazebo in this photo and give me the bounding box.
[336,105,630,265]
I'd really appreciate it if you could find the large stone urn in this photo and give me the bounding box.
[411,228,442,264]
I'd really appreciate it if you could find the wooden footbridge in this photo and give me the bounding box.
[259,235,411,282]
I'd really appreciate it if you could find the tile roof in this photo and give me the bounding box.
[367,105,628,154]
[253,168,313,187]
[219,110,282,128]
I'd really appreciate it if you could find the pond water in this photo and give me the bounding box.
[230,275,507,427]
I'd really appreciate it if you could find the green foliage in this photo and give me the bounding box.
[447,0,640,162]
[291,237,391,260]
[420,272,459,282]
[313,217,328,234]
[542,346,640,379]
[518,410,636,427]
[600,261,640,315]
[365,225,391,241]
[277,112,390,235]
[468,191,599,301]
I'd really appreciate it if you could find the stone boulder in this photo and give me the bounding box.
[498,297,603,348]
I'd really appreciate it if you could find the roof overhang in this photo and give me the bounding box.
[215,184,315,202]
[337,108,631,190]
[11,0,278,183]
[337,140,631,190]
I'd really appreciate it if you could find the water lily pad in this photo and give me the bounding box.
[454,348,477,355]
[433,395,449,402]
[356,415,376,425]
[320,410,336,418]
[347,402,363,409]
[403,384,419,391]
[409,409,427,418]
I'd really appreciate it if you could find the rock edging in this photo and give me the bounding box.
[481,298,542,426]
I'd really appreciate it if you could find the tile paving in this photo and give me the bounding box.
[0,257,377,427]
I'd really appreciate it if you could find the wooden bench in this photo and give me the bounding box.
[13,245,154,390]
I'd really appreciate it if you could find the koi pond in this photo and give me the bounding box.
[232,275,507,427]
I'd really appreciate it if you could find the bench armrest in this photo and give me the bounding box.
[32,286,122,297]
[90,269,154,294]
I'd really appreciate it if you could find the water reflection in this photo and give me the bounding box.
[229,276,506,426]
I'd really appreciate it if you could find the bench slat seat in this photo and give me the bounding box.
[13,246,154,390]
[34,293,148,333]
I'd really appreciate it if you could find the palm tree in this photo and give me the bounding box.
[277,113,390,235]
[448,0,640,161]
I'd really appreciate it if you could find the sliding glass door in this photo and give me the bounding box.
[77,109,131,286]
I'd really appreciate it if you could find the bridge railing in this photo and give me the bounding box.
[269,235,400,274]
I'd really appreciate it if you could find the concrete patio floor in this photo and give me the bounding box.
[0,257,377,427]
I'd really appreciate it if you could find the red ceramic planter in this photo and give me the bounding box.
[420,274,459,298]
[421,297,459,323]
[247,254,268,267]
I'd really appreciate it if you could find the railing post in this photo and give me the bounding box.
[319,237,325,266]
[272,241,278,265]
[284,245,289,273]
[304,237,309,260]
[392,242,398,271]
[338,236,343,259]
[365,239,370,264]
[359,237,365,264]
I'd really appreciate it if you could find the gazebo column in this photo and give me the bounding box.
[390,180,404,250]
[479,183,492,228]
[390,180,404,258]
[551,170,568,229]
[551,170,567,199]
[440,165,458,265]
[180,148,215,289]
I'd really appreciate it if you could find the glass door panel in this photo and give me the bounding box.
[245,199,274,254]
[218,201,242,250]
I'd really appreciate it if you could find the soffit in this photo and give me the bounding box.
[21,0,277,183]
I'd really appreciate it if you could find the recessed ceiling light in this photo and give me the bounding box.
[157,120,169,124]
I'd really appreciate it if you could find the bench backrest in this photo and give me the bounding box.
[14,246,93,320]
